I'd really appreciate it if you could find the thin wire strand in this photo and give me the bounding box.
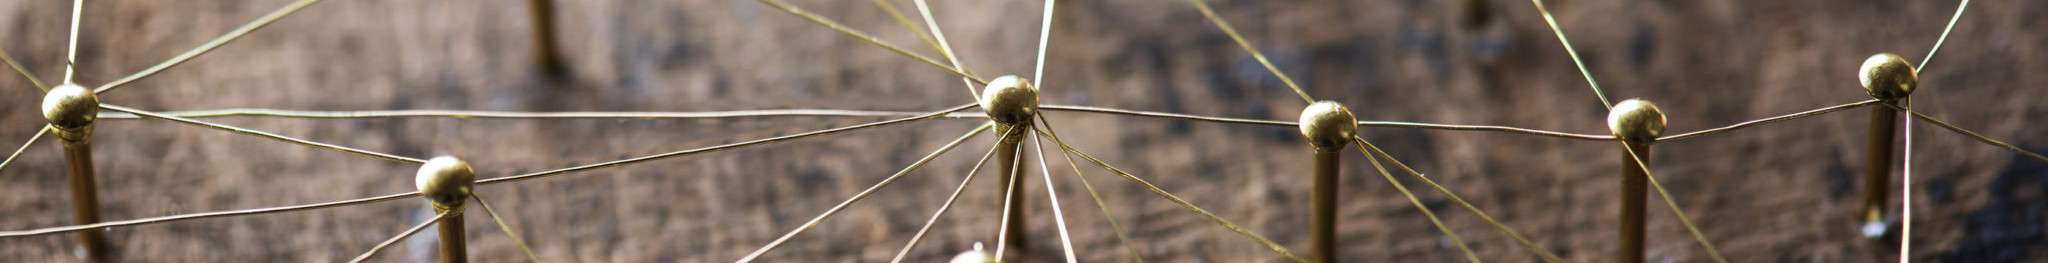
[913,0,981,98]
[1887,104,2048,164]
[0,45,47,91]
[0,191,416,238]
[94,108,988,120]
[1036,115,1145,262]
[754,0,988,86]
[1036,128,1307,263]
[348,211,449,263]
[1362,121,1615,141]
[1898,99,1913,261]
[889,126,1011,263]
[479,103,976,185]
[870,0,978,98]
[1352,137,1482,263]
[992,130,1023,260]
[1618,142,1728,263]
[1033,0,1056,87]
[1357,139,1564,263]
[871,0,944,63]
[1183,0,1314,104]
[95,0,326,94]
[1041,104,1614,140]
[100,104,427,164]
[1919,0,1971,70]
[474,195,544,263]
[0,126,50,175]
[1659,99,1879,142]
[1527,0,1611,108]
[1042,105,1294,126]
[736,123,991,262]
[63,0,82,84]
[1031,130,1080,263]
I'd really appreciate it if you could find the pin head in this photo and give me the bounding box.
[979,75,1039,125]
[40,84,98,140]
[1606,99,1666,142]
[415,156,476,210]
[1858,53,1917,101]
[1298,101,1358,150]
[948,242,994,263]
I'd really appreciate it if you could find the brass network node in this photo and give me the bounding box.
[948,243,994,263]
[979,75,1039,125]
[1858,53,1918,101]
[41,83,98,142]
[1607,99,1666,142]
[415,156,476,210]
[1297,101,1358,151]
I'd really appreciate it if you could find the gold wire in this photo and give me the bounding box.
[0,45,47,91]
[1041,104,1616,140]
[911,0,981,99]
[1357,139,1565,263]
[860,0,978,99]
[1030,130,1081,263]
[0,191,417,238]
[474,195,544,263]
[1658,100,1879,142]
[97,0,327,93]
[1351,137,1483,263]
[1887,104,2048,164]
[63,0,82,84]
[1182,0,1314,104]
[736,123,991,262]
[1527,0,1611,108]
[1920,0,1971,69]
[1035,115,1146,263]
[753,0,988,86]
[100,104,429,164]
[93,108,988,120]
[348,211,451,263]
[992,128,1024,260]
[1617,142,1728,263]
[479,103,977,185]
[890,125,1013,263]
[95,0,327,93]
[1033,0,1056,87]
[1036,128,1307,263]
[0,126,51,175]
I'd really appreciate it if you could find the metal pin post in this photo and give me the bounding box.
[1855,53,1916,239]
[980,75,1038,261]
[1607,99,1665,263]
[1298,101,1356,263]
[43,84,108,261]
[417,156,476,263]
[527,0,565,74]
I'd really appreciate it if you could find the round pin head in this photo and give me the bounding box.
[948,242,994,263]
[415,156,476,209]
[1606,99,1667,142]
[1298,101,1358,150]
[979,75,1039,125]
[41,83,99,139]
[1858,53,1917,101]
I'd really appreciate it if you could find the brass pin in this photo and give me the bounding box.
[1298,101,1356,263]
[416,156,476,263]
[1856,53,1916,239]
[42,83,109,261]
[980,75,1036,261]
[1607,99,1665,263]
[950,242,995,263]
[527,0,565,75]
